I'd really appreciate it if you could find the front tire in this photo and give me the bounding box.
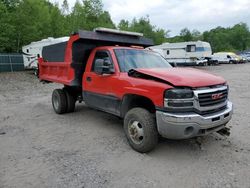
[52,89,67,114]
[124,108,158,153]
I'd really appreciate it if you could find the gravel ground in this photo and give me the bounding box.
[0,64,250,188]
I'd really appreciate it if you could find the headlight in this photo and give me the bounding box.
[164,88,193,99]
[164,89,194,109]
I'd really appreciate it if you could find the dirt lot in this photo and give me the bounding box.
[0,64,250,188]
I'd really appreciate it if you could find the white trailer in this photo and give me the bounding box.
[148,41,214,66]
[22,37,69,73]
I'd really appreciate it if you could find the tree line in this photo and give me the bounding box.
[1,0,250,53]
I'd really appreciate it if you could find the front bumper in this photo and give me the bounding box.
[156,101,233,139]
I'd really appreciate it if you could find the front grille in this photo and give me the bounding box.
[196,105,227,115]
[198,88,228,107]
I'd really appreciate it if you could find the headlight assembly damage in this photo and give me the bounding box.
[164,88,194,109]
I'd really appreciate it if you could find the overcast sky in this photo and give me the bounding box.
[51,0,250,36]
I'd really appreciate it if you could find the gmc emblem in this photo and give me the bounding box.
[211,93,223,100]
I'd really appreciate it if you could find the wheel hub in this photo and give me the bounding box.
[128,120,144,144]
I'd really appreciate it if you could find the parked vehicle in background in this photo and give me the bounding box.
[212,52,244,64]
[233,54,246,64]
[238,55,247,63]
[147,41,217,66]
[22,36,69,75]
[238,52,250,63]
[38,28,233,153]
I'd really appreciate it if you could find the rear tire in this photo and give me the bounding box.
[63,88,76,113]
[52,89,67,114]
[124,108,158,153]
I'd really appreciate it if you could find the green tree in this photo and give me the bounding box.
[69,0,115,32]
[13,0,51,51]
[191,29,202,41]
[180,28,193,41]
[2,0,248,53]
[130,17,155,39]
[98,11,115,28]
[48,2,65,37]
[204,27,234,52]
[70,1,84,31]
[118,19,130,30]
[82,0,104,30]
[229,23,249,51]
[0,0,20,11]
[118,16,167,45]
[0,1,15,52]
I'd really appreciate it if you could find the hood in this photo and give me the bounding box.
[130,68,226,88]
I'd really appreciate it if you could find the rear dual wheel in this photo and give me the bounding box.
[63,88,76,113]
[52,88,76,114]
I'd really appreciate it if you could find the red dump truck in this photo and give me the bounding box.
[39,28,233,153]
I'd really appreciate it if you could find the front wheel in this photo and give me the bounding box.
[124,108,158,153]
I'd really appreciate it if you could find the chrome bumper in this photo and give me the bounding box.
[156,101,233,139]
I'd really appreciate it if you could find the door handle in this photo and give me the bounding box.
[86,76,92,82]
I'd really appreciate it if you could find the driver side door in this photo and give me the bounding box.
[83,50,120,115]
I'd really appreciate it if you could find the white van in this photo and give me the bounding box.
[212,52,240,64]
[22,37,69,74]
[147,41,213,66]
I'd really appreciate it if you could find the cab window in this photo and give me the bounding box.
[91,51,114,71]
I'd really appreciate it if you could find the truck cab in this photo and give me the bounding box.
[39,28,233,153]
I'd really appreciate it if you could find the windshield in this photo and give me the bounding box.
[114,49,172,72]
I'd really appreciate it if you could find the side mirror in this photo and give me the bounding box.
[94,59,104,75]
[94,59,114,75]
[104,58,115,73]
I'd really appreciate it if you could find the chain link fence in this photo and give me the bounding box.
[0,54,24,73]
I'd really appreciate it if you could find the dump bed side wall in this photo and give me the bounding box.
[42,42,68,62]
[39,35,79,86]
